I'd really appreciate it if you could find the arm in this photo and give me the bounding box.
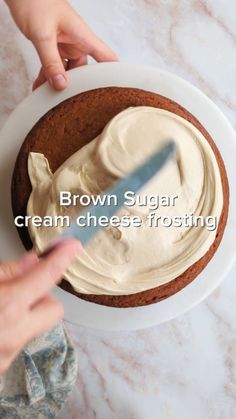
[5,0,118,90]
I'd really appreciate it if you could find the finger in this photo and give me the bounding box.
[67,55,88,70]
[14,239,81,307]
[32,59,69,91]
[88,37,118,63]
[33,35,68,90]
[64,15,118,62]
[0,252,39,282]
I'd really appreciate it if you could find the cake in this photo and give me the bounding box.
[11,87,229,307]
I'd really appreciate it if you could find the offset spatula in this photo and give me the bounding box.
[41,141,175,256]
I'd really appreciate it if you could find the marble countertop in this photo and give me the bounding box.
[1,1,236,418]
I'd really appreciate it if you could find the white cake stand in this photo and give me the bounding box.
[0,63,236,331]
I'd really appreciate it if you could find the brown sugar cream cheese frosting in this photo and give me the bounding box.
[11,88,229,307]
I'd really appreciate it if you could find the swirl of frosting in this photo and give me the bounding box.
[27,107,223,295]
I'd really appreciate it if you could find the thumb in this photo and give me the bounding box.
[34,36,68,90]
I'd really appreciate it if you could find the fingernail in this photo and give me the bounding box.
[50,74,67,90]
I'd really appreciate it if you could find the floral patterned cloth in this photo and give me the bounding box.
[0,323,78,418]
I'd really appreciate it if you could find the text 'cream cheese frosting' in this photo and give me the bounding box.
[27,107,224,295]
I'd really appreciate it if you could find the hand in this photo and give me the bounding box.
[6,0,118,90]
[0,239,81,374]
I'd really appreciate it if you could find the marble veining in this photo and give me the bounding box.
[1,1,236,418]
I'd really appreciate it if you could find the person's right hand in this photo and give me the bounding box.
[0,239,80,374]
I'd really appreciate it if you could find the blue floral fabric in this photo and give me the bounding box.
[0,323,78,418]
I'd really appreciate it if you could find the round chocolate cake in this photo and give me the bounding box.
[11,87,229,307]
